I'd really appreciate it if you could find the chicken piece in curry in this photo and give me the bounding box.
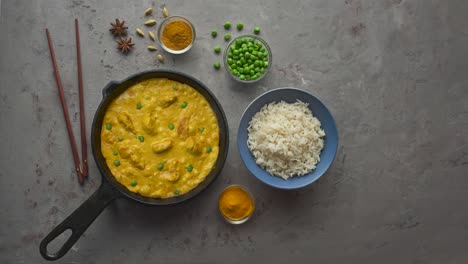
[101,78,220,198]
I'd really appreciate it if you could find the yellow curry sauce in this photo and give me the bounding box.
[100,78,219,198]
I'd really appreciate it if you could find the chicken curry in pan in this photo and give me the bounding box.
[101,78,220,198]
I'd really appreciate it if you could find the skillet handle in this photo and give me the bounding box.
[102,80,120,98]
[39,181,121,261]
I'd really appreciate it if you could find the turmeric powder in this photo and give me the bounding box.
[161,20,193,51]
[219,185,254,220]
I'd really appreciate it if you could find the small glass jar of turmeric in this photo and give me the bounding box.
[218,185,255,224]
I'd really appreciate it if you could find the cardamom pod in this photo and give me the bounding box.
[136,28,145,37]
[148,31,156,41]
[144,7,153,16]
[144,19,157,26]
[162,7,169,18]
[157,54,164,63]
[148,45,157,51]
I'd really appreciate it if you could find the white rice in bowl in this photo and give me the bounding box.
[247,100,325,180]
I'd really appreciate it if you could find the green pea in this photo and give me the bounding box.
[138,135,144,142]
[199,127,205,133]
[224,33,231,41]
[211,30,217,37]
[264,61,269,67]
[186,164,193,172]
[228,52,233,58]
[213,62,221,70]
[113,150,119,156]
[224,21,231,29]
[130,180,137,187]
[214,45,221,54]
[118,136,123,142]
[174,189,180,195]
[205,146,212,153]
[181,102,188,108]
[169,123,175,130]
[114,160,120,166]
[105,123,112,130]
[237,22,243,30]
[136,102,142,110]
[172,85,178,91]
[225,37,270,81]
[157,162,164,170]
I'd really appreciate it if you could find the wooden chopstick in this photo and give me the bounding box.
[75,19,88,178]
[45,28,84,184]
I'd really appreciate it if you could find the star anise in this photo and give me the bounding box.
[109,19,128,37]
[116,37,135,54]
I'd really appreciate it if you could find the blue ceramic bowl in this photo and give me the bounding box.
[238,88,338,189]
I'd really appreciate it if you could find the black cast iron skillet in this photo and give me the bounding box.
[39,70,229,261]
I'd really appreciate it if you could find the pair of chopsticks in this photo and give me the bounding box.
[45,19,88,184]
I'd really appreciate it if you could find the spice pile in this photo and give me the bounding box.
[161,20,193,51]
[109,5,170,63]
[218,185,254,221]
[108,11,270,80]
[109,19,134,54]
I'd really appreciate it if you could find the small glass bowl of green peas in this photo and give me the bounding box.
[224,35,272,83]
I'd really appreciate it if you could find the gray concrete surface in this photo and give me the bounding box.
[1,0,468,263]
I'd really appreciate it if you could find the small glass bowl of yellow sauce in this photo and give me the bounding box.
[218,185,255,224]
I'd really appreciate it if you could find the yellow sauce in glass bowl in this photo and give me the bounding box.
[218,185,255,224]
[100,78,219,198]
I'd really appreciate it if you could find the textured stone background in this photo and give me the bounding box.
[1,0,468,263]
